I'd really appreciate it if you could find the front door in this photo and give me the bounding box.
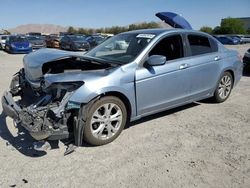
[135,34,191,116]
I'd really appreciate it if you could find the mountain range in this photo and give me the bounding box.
[6,22,170,35]
[7,24,68,34]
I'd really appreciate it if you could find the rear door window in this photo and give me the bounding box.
[188,35,217,56]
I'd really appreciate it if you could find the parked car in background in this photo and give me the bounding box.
[27,35,46,49]
[0,35,8,49]
[45,35,60,48]
[86,35,106,49]
[229,35,244,44]
[2,12,243,147]
[213,36,239,45]
[27,32,42,36]
[5,35,32,54]
[230,36,242,44]
[241,35,250,43]
[60,34,90,51]
[114,40,129,50]
[243,48,250,69]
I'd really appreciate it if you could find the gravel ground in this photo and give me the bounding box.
[0,45,250,188]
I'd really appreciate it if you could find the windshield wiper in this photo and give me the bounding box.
[82,56,120,67]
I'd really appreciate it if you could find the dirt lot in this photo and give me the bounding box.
[0,45,250,188]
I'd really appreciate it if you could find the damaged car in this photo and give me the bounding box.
[2,12,243,146]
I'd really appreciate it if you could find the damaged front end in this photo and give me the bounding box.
[2,69,83,141]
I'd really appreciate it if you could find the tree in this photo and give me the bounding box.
[212,26,222,34]
[220,18,246,34]
[247,28,250,35]
[66,21,160,35]
[67,26,77,34]
[200,26,213,34]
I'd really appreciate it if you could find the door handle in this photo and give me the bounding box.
[179,63,189,69]
[214,56,221,61]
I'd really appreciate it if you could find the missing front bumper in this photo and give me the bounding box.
[2,90,70,141]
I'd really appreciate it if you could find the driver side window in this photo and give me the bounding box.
[149,35,184,61]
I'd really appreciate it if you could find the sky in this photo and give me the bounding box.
[0,0,249,30]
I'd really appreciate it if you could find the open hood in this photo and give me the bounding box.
[156,12,192,30]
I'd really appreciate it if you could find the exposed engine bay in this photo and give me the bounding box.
[42,57,112,75]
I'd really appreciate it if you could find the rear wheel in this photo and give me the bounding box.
[213,72,233,103]
[83,96,127,146]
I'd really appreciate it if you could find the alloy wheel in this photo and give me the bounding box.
[90,103,123,140]
[218,75,232,100]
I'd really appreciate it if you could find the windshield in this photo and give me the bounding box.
[10,36,28,42]
[69,35,86,42]
[85,33,155,64]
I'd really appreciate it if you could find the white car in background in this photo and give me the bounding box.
[114,40,129,50]
[241,35,250,43]
[0,35,8,49]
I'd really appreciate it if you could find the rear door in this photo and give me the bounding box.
[184,34,221,100]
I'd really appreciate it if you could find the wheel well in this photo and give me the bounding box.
[101,91,132,122]
[225,70,235,86]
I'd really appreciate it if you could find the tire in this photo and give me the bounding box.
[83,96,127,146]
[212,72,233,103]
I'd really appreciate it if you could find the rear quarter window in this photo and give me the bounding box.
[188,34,217,56]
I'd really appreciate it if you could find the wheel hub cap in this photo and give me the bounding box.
[218,75,232,99]
[90,103,123,140]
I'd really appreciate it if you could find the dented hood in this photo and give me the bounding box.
[156,12,192,30]
[23,48,85,81]
[44,69,110,85]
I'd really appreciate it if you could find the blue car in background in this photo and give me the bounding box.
[5,35,32,54]
[213,36,240,45]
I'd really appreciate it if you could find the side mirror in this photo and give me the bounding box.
[147,55,166,66]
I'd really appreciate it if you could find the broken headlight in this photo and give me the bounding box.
[51,81,84,92]
[42,81,84,92]
[42,81,84,101]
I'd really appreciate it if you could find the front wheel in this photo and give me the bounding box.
[212,72,233,103]
[83,96,127,146]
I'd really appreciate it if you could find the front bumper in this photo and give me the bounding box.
[10,47,32,54]
[2,91,53,140]
[1,72,71,141]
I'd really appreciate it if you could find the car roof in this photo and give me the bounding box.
[121,28,211,37]
[122,28,173,35]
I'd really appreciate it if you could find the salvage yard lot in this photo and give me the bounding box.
[0,45,250,188]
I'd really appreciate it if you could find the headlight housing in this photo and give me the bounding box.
[42,80,84,93]
[42,80,84,102]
